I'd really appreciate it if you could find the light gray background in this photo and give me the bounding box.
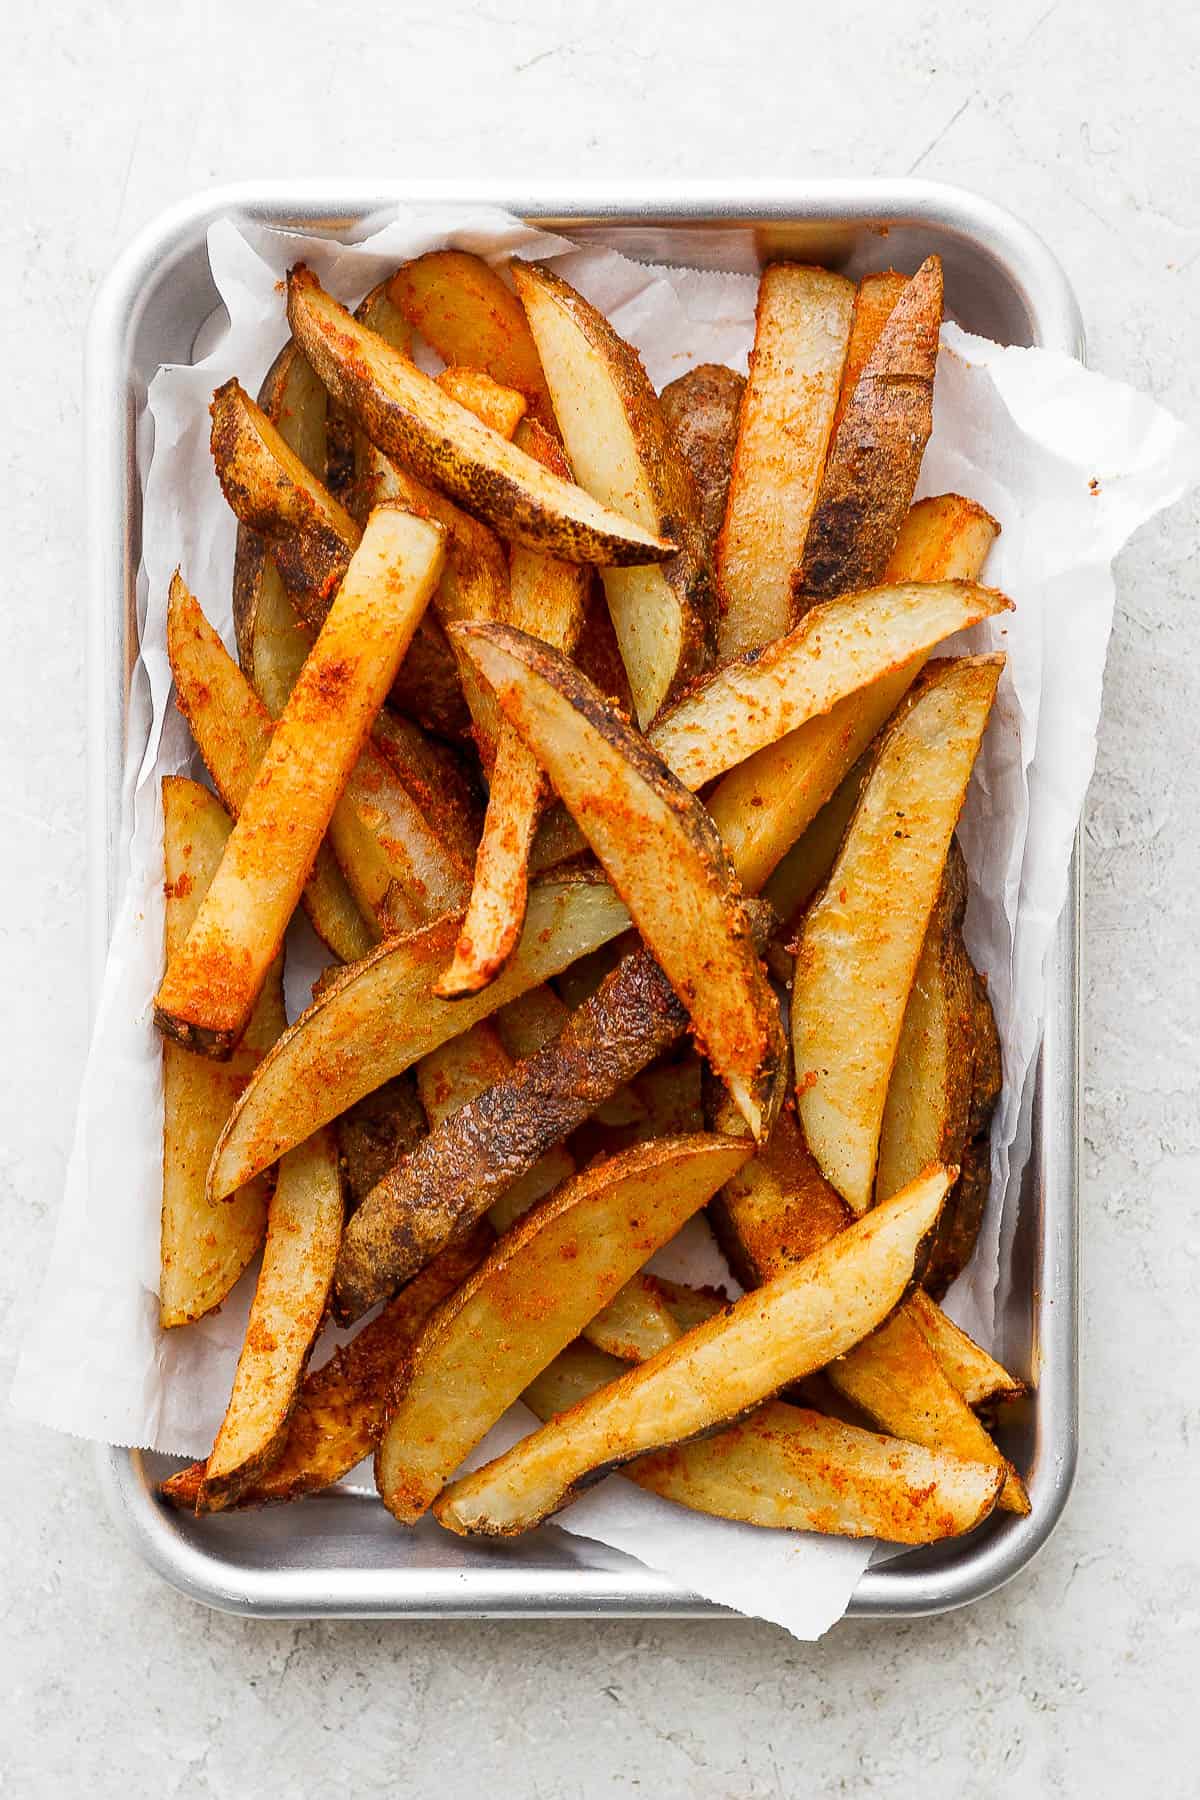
[3,3,1197,1794]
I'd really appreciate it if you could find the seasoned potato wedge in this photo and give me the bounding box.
[197,1127,344,1512]
[659,363,745,562]
[166,573,373,964]
[524,1345,1003,1544]
[651,580,1010,792]
[512,261,712,725]
[439,420,590,997]
[208,874,631,1200]
[333,941,696,1320]
[376,1136,749,1521]
[156,509,446,1055]
[288,265,673,567]
[434,1166,951,1536]
[436,364,528,438]
[495,982,646,1131]
[831,269,909,435]
[455,624,785,1138]
[159,779,283,1328]
[907,1288,1025,1407]
[796,256,943,603]
[163,1229,493,1512]
[336,1075,428,1210]
[580,1273,682,1363]
[794,656,1004,1213]
[761,756,869,937]
[716,265,854,655]
[387,250,557,429]
[369,707,482,868]
[924,1135,992,1300]
[706,496,1001,892]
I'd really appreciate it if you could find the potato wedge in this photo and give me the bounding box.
[831,270,909,435]
[438,420,589,997]
[161,1228,492,1512]
[794,656,1004,1213]
[650,579,1010,792]
[580,1273,682,1362]
[159,779,284,1327]
[907,1288,1025,1408]
[455,624,785,1138]
[706,495,1000,892]
[287,264,673,567]
[437,365,527,438]
[212,378,361,631]
[339,735,472,930]
[387,250,557,429]
[208,874,631,1200]
[715,266,854,656]
[796,256,943,603]
[523,1345,1003,1544]
[156,509,446,1055]
[197,1126,344,1512]
[336,1075,428,1210]
[572,575,635,715]
[376,1135,749,1521]
[166,572,373,964]
[827,1303,1030,1514]
[369,707,482,868]
[325,279,413,503]
[434,1165,951,1536]
[874,843,975,1205]
[494,983,646,1130]
[761,755,869,935]
[659,363,745,562]
[333,939,696,1320]
[924,1135,993,1301]
[512,261,712,725]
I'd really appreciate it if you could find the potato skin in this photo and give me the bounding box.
[659,363,745,573]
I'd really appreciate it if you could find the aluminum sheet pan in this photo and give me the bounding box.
[87,181,1083,1620]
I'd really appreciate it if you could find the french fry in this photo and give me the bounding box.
[161,1229,493,1512]
[715,266,854,656]
[197,1126,344,1512]
[706,495,1000,893]
[434,1166,951,1537]
[907,1288,1025,1408]
[166,573,373,964]
[387,250,557,429]
[436,365,527,438]
[494,983,647,1130]
[580,1274,682,1362]
[794,656,1004,1213]
[651,579,1010,792]
[376,1136,749,1522]
[369,707,482,869]
[761,755,869,936]
[325,279,413,503]
[831,269,909,435]
[159,779,284,1328]
[659,363,745,562]
[796,256,943,603]
[437,420,590,997]
[455,624,785,1138]
[155,509,446,1056]
[287,265,674,567]
[336,1075,428,1210]
[512,261,712,726]
[207,874,632,1201]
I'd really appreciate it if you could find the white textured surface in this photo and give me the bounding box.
[2,1,1198,1792]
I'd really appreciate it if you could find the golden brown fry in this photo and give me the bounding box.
[716,265,854,656]
[435,1166,951,1537]
[376,1136,749,1522]
[706,1087,851,1292]
[197,1127,344,1512]
[580,1273,682,1363]
[831,269,909,436]
[156,510,446,1055]
[659,363,745,562]
[387,250,557,429]
[288,264,674,567]
[159,780,283,1328]
[208,874,631,1200]
[794,656,1004,1213]
[796,256,943,603]
[512,260,712,725]
[885,492,1002,583]
[906,1289,1025,1408]
[436,365,527,438]
[455,624,785,1138]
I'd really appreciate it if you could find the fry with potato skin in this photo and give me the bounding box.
[455,623,785,1139]
[659,363,745,563]
[161,1228,492,1512]
[436,365,527,438]
[907,1288,1025,1408]
[795,255,943,603]
[207,874,632,1201]
[512,260,713,726]
[434,1166,952,1537]
[287,264,675,567]
[375,1135,750,1522]
[159,780,283,1328]
[156,509,446,1056]
[197,1127,344,1512]
[716,265,854,656]
[794,656,1004,1214]
[831,269,909,436]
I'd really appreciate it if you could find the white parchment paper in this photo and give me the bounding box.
[12,207,1199,1641]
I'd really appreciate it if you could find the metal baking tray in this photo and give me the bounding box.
[89,181,1082,1620]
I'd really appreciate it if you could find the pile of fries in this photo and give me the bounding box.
[156,247,1030,1546]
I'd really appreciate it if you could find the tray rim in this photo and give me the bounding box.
[86,178,1083,1623]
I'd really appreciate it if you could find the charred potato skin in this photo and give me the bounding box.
[659,363,745,564]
